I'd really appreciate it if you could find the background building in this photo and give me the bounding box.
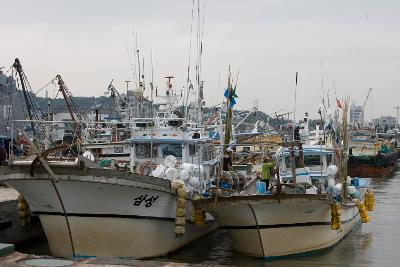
[372,116,397,130]
[350,102,363,125]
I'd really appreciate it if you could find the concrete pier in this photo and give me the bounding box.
[0,251,220,266]
[0,243,14,257]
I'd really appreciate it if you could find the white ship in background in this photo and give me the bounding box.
[0,66,28,139]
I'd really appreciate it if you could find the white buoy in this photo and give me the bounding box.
[326,165,338,176]
[164,155,178,168]
[189,176,200,189]
[179,169,190,181]
[151,164,167,178]
[82,151,95,162]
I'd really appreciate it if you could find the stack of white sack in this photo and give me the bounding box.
[151,164,167,178]
[150,156,202,195]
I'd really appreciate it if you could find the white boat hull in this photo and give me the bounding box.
[38,214,215,258]
[205,195,362,258]
[2,170,217,259]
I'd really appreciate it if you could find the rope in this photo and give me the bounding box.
[34,77,57,96]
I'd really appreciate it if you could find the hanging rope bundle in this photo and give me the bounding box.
[194,209,206,226]
[175,185,187,237]
[357,200,370,223]
[330,203,341,230]
[364,189,375,211]
[17,194,31,227]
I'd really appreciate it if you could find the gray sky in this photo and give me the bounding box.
[1,0,399,119]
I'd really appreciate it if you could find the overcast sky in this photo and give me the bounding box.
[1,0,399,119]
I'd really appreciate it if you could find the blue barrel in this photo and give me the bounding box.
[256,181,266,194]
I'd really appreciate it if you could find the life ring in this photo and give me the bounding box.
[137,161,156,175]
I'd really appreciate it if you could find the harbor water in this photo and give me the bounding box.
[18,169,400,266]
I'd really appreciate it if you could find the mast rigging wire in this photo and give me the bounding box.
[184,0,195,119]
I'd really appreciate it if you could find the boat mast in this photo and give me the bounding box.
[184,0,196,122]
[196,0,205,127]
[150,50,154,116]
[290,72,299,185]
[45,90,51,150]
[290,142,296,185]
[223,68,233,171]
[341,98,350,203]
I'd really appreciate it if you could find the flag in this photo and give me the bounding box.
[336,99,342,109]
[224,88,229,98]
[232,88,238,98]
[224,87,238,108]
[229,98,237,108]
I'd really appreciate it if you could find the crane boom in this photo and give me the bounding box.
[56,75,88,142]
[57,75,77,122]
[12,58,39,136]
[359,88,372,125]
[56,75,88,123]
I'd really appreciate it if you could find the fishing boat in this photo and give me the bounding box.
[194,99,374,259]
[347,130,399,177]
[0,149,218,259]
[0,58,219,259]
[195,145,372,258]
[0,107,220,259]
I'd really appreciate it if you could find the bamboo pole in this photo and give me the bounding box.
[341,98,350,203]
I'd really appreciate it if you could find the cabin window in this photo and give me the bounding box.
[241,146,251,153]
[161,144,182,158]
[304,154,322,166]
[136,144,158,159]
[94,148,102,155]
[114,147,123,153]
[284,155,322,168]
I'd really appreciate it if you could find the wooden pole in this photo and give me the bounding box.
[290,142,296,185]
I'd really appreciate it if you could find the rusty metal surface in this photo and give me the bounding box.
[348,163,397,178]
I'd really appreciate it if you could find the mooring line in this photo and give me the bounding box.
[248,204,265,257]
[50,179,76,257]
